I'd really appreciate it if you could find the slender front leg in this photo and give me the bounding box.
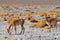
[46,21,51,27]
[7,24,12,34]
[45,21,52,32]
[14,25,17,34]
[19,19,25,35]
[20,25,25,35]
[22,25,25,34]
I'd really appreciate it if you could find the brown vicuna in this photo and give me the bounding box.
[45,13,57,28]
[7,17,25,35]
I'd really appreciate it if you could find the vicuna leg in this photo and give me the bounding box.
[14,25,17,34]
[7,24,12,34]
[20,24,25,35]
[50,19,57,32]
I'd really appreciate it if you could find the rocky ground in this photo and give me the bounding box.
[0,21,60,40]
[0,5,60,40]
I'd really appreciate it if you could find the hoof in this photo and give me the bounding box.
[7,29,9,33]
[18,32,24,35]
[7,29,11,34]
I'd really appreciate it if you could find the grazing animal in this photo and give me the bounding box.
[45,13,57,28]
[7,17,25,35]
